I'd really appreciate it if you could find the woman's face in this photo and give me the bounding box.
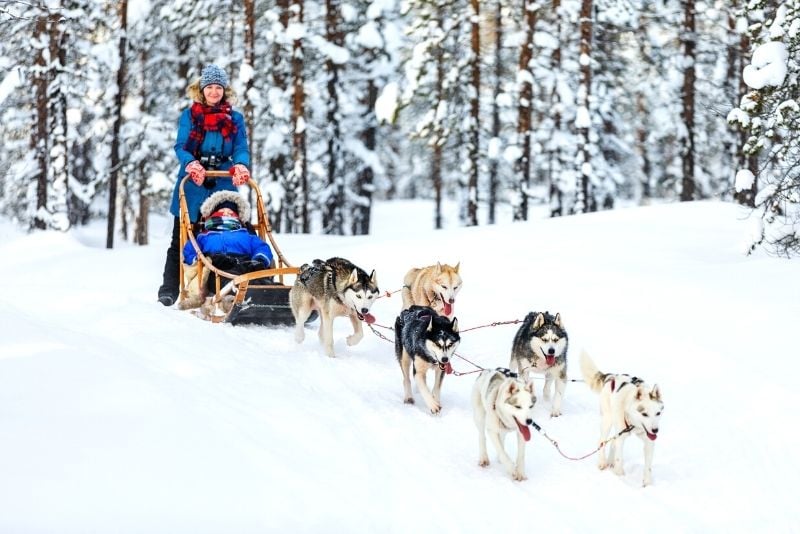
[203,84,224,106]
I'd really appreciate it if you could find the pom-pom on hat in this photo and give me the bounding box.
[200,190,250,221]
[200,64,229,90]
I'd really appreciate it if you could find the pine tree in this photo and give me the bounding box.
[729,1,800,256]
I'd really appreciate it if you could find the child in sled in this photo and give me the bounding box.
[179,190,273,310]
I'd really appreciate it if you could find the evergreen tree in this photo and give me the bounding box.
[729,1,800,256]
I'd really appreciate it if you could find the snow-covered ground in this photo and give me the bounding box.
[1,200,797,533]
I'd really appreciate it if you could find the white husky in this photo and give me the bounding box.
[580,351,664,487]
[472,368,537,481]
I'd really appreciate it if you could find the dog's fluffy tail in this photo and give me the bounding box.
[580,350,605,393]
[394,313,405,362]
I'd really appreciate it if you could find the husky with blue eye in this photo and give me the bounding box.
[580,351,664,487]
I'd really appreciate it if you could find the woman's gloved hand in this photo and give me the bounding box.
[230,164,251,186]
[185,161,206,186]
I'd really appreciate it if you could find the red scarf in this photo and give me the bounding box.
[183,102,237,158]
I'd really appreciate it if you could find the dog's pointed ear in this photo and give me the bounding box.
[507,381,519,396]
[370,269,378,287]
[651,384,661,401]
[532,313,545,329]
[348,268,359,285]
[525,380,536,395]
[554,312,563,328]
[454,261,460,273]
[451,317,459,333]
[436,262,443,272]
[426,315,434,332]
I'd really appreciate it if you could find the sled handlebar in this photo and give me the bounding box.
[205,170,233,178]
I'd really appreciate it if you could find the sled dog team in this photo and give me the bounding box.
[289,257,664,487]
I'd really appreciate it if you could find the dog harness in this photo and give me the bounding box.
[606,374,642,392]
[496,367,518,379]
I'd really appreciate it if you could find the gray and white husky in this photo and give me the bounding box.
[509,311,569,416]
[472,368,537,481]
[289,257,379,358]
[580,351,664,487]
[394,305,460,414]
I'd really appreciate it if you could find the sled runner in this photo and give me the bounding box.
[177,171,309,326]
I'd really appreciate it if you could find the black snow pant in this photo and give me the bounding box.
[158,217,181,300]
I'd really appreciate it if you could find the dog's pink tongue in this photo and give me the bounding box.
[516,420,531,442]
[647,431,657,441]
[545,355,555,366]
[443,301,453,316]
[362,312,376,324]
[444,362,453,374]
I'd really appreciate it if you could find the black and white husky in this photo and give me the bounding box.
[394,305,460,414]
[472,368,537,481]
[580,351,664,487]
[509,311,569,417]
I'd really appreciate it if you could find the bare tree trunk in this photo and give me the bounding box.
[680,0,697,201]
[50,8,69,230]
[636,94,652,202]
[243,0,255,161]
[288,0,308,233]
[432,13,445,230]
[488,2,502,225]
[323,0,344,235]
[134,49,149,245]
[466,0,480,226]
[107,0,127,248]
[352,77,377,235]
[548,0,563,217]
[514,0,537,222]
[270,0,290,230]
[575,0,593,214]
[32,12,49,231]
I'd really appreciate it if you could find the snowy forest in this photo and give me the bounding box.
[0,0,798,256]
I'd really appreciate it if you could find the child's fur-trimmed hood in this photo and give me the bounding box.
[200,190,250,221]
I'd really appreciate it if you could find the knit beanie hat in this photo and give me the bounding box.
[214,200,240,215]
[200,190,250,221]
[200,64,229,90]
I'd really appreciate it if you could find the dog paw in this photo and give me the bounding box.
[613,465,625,476]
[429,403,442,414]
[598,461,608,471]
[550,409,561,417]
[404,397,415,405]
[294,330,305,343]
[478,458,489,468]
[346,333,363,346]
[512,471,528,482]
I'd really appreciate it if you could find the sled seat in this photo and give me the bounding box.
[178,171,309,327]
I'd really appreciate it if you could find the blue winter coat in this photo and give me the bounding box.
[170,107,250,221]
[183,228,273,267]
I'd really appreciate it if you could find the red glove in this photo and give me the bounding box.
[185,161,206,186]
[230,164,251,186]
